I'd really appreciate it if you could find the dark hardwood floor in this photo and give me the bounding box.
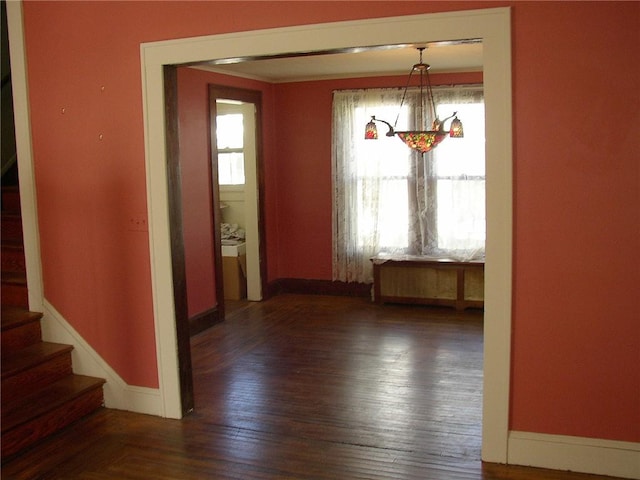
[2,295,615,479]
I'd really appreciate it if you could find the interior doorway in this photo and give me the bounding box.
[142,10,512,463]
[167,83,267,415]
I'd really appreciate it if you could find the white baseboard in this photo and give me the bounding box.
[508,431,640,479]
[40,300,163,417]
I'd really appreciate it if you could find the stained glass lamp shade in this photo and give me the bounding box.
[364,119,378,139]
[449,116,464,138]
[364,47,463,154]
[396,131,447,153]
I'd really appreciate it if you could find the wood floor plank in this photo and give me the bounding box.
[1,294,620,479]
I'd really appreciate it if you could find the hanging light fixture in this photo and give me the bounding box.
[364,47,463,153]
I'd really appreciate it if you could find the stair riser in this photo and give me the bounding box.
[1,320,42,354]
[1,215,23,243]
[1,388,104,459]
[1,188,21,214]
[0,283,28,308]
[2,354,73,405]
[1,246,26,273]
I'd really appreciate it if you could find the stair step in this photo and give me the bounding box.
[2,342,75,404]
[1,306,41,331]
[0,272,28,308]
[1,213,23,243]
[1,374,105,458]
[1,241,26,273]
[0,270,26,286]
[1,185,21,214]
[1,341,72,376]
[1,307,42,353]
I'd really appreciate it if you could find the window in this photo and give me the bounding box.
[431,98,485,255]
[332,87,485,283]
[356,104,413,251]
[216,112,245,185]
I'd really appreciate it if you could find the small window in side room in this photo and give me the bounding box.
[217,113,245,186]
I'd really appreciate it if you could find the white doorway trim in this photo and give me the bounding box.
[238,101,261,301]
[140,7,512,463]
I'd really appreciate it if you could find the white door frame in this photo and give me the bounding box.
[239,101,261,301]
[140,7,512,461]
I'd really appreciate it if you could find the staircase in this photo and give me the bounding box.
[1,185,106,460]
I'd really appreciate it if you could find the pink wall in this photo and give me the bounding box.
[20,1,639,443]
[176,68,216,318]
[510,2,639,442]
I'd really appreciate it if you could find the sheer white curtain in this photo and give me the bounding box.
[332,87,484,284]
[420,87,485,260]
[332,89,410,283]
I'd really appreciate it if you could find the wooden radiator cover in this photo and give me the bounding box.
[371,255,484,311]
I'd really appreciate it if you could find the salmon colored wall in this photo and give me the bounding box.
[510,2,639,442]
[21,1,639,443]
[177,68,216,318]
[177,67,276,317]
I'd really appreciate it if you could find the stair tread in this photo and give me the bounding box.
[1,271,27,284]
[1,239,24,249]
[1,186,21,214]
[1,212,21,219]
[0,217,23,243]
[1,307,42,331]
[1,341,73,377]
[1,374,106,432]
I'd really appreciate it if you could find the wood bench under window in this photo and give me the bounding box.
[371,254,484,311]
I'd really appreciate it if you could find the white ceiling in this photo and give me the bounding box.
[195,41,483,83]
